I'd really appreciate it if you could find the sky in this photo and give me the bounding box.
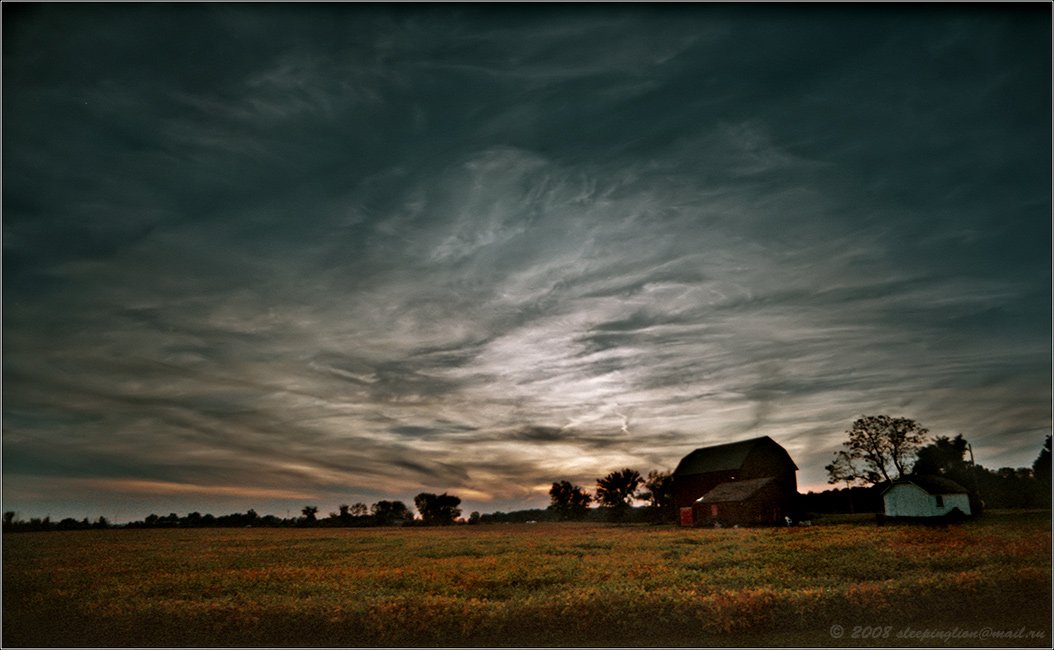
[3,3,1051,523]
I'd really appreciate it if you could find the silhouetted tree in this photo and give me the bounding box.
[337,504,353,524]
[831,415,927,484]
[1033,435,1051,487]
[371,500,413,526]
[914,434,970,477]
[468,511,481,525]
[328,503,370,527]
[911,434,988,514]
[414,492,462,525]
[799,485,884,515]
[825,450,869,513]
[826,450,865,487]
[3,511,16,530]
[301,505,319,524]
[595,468,642,521]
[636,470,674,521]
[548,481,593,520]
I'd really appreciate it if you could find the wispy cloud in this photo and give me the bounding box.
[4,4,1049,519]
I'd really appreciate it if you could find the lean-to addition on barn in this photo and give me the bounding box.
[672,435,798,527]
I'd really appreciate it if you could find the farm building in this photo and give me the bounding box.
[882,475,972,519]
[672,436,798,526]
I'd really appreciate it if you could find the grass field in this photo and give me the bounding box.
[3,511,1051,647]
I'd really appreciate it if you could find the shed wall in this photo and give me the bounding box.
[883,484,971,517]
[692,482,789,527]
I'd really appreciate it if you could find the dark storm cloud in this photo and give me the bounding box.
[3,4,1049,519]
[512,426,567,443]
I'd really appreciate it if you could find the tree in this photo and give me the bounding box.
[636,470,674,521]
[301,505,319,524]
[833,415,927,484]
[337,504,352,523]
[914,434,969,477]
[468,511,481,525]
[1033,435,1051,487]
[371,500,413,526]
[349,502,369,517]
[824,450,868,513]
[548,481,593,520]
[414,492,462,525]
[825,450,866,488]
[595,468,642,521]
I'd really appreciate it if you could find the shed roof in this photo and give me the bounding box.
[673,435,797,476]
[882,475,969,496]
[695,477,774,503]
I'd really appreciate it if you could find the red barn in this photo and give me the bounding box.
[672,436,798,526]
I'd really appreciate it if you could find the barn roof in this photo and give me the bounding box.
[673,435,797,476]
[883,474,969,495]
[694,477,774,503]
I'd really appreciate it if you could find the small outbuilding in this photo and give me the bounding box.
[673,435,798,527]
[882,475,972,519]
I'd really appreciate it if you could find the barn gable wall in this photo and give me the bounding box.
[742,443,797,494]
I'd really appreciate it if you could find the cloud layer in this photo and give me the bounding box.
[3,4,1050,520]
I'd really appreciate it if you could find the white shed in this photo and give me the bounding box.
[882,475,971,518]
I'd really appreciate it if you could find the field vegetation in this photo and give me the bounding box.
[3,511,1050,647]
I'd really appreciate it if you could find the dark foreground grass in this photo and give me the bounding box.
[3,511,1050,647]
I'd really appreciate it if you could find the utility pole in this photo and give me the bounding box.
[966,441,983,512]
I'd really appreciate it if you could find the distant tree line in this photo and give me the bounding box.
[3,492,464,533]
[2,512,111,533]
[481,505,672,525]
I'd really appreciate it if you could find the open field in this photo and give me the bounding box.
[3,511,1051,647]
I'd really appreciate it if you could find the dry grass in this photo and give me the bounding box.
[3,511,1050,647]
